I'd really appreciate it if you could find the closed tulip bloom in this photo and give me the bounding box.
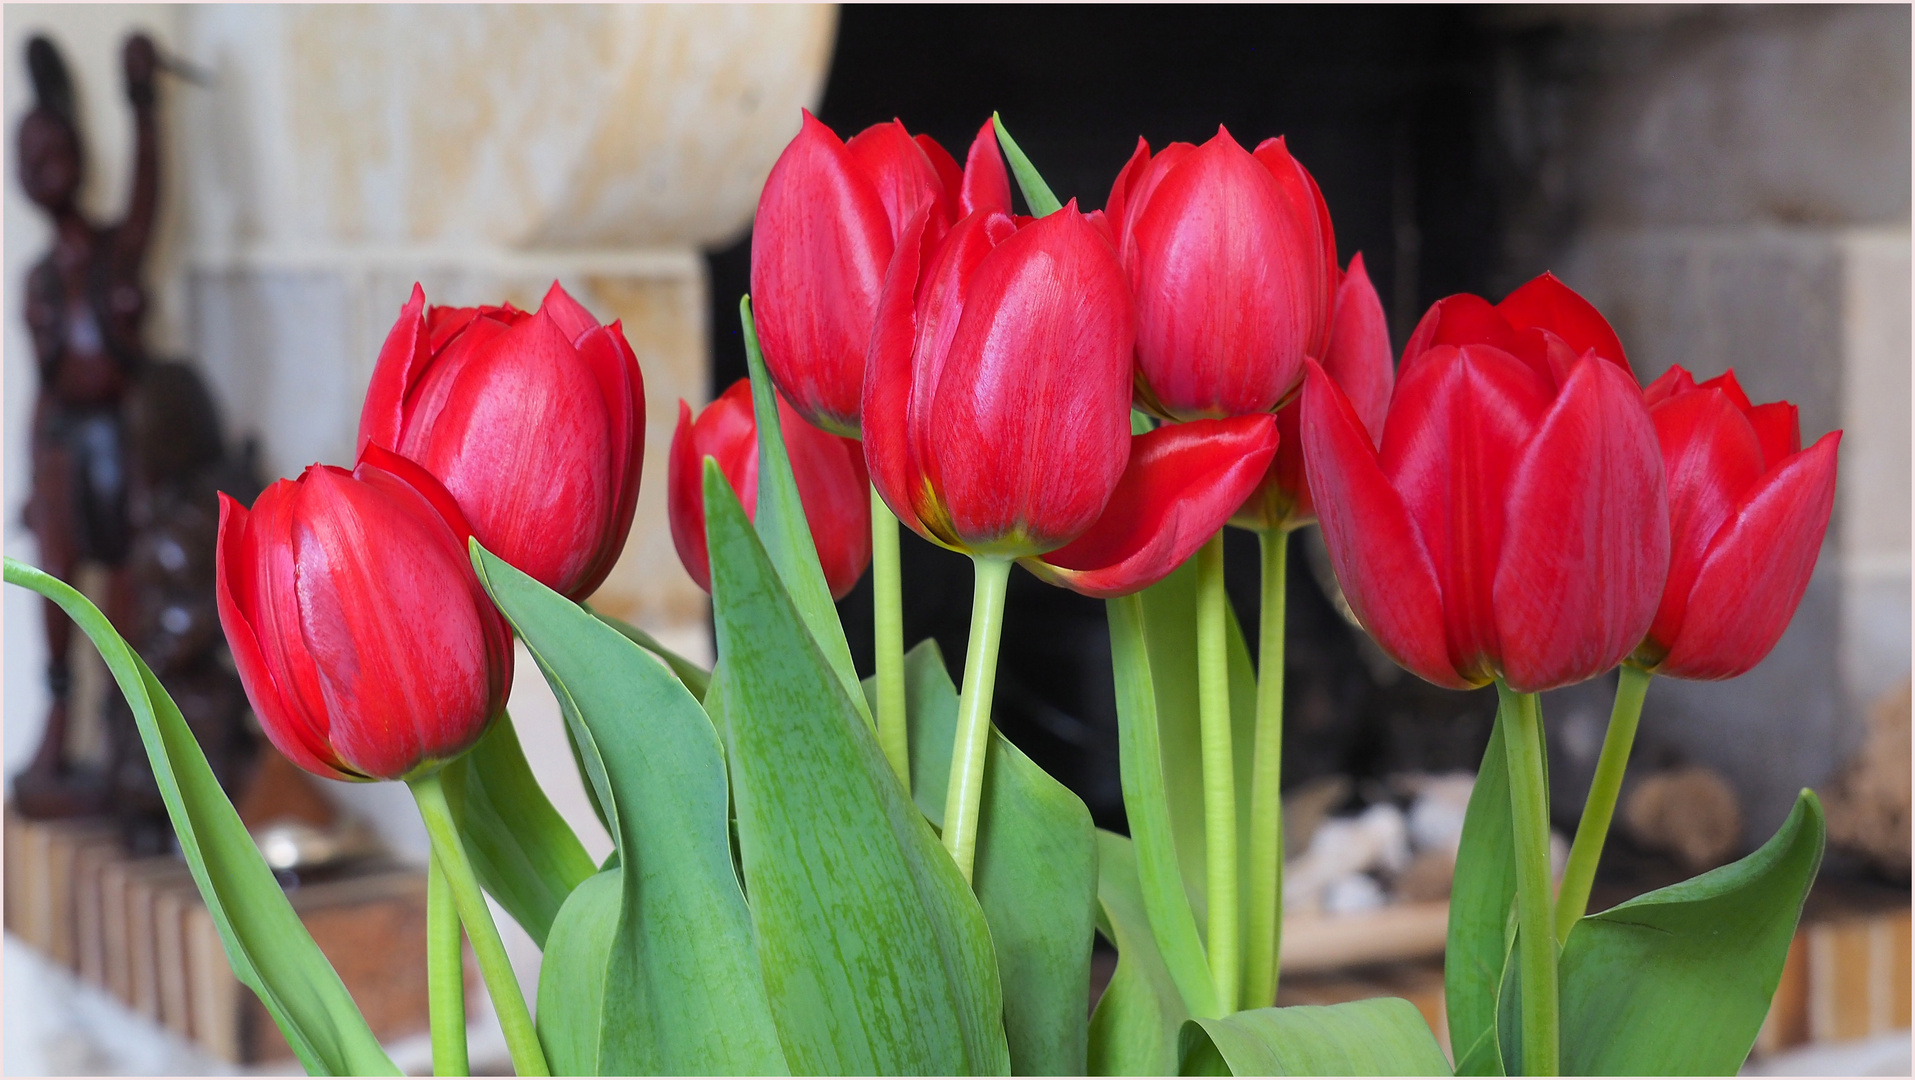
[1107,128,1337,422]
[1303,286,1669,692]
[669,378,872,599]
[215,446,514,782]
[751,111,1011,436]
[357,281,644,602]
[866,202,1277,595]
[1633,367,1840,680]
[1402,270,1632,385]
[1233,252,1393,533]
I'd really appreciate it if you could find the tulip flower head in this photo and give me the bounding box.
[215,446,514,782]
[1304,276,1669,693]
[669,379,872,600]
[1633,367,1839,680]
[357,282,645,602]
[751,111,1011,437]
[1232,252,1393,533]
[1107,127,1338,422]
[866,200,1278,597]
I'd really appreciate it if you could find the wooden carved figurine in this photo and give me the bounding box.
[16,33,161,818]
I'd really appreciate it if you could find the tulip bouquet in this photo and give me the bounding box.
[7,112,1839,1078]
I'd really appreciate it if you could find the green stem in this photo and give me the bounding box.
[1497,682,1559,1077]
[1242,529,1287,1009]
[1553,664,1652,943]
[1194,532,1239,1014]
[409,771,550,1077]
[871,487,910,790]
[943,556,1012,884]
[427,852,469,1077]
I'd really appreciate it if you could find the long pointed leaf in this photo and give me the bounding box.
[738,295,872,728]
[535,869,621,1076]
[1178,1000,1452,1076]
[473,544,787,1075]
[1088,831,1190,1077]
[1558,790,1825,1075]
[588,606,712,701]
[440,710,595,948]
[880,640,1097,1074]
[704,464,1009,1075]
[3,558,398,1076]
[1446,710,1515,1075]
[1108,592,1218,1019]
[992,113,1063,217]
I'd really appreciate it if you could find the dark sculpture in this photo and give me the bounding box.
[16,32,261,832]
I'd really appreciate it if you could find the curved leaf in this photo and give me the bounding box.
[1179,1000,1452,1076]
[992,113,1064,217]
[1445,710,1515,1075]
[1089,831,1189,1077]
[882,640,1097,1074]
[440,710,595,948]
[704,465,1009,1075]
[588,606,712,701]
[3,558,398,1076]
[473,545,787,1076]
[535,869,621,1076]
[738,295,872,730]
[1557,790,1825,1075]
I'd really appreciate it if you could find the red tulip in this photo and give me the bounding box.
[1402,271,1631,385]
[669,378,872,600]
[357,281,645,602]
[865,201,1277,596]
[1233,253,1393,533]
[750,111,1011,437]
[1303,295,1669,691]
[1106,128,1337,422]
[1633,367,1840,679]
[215,446,514,782]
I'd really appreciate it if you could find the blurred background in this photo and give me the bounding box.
[5,5,1908,1074]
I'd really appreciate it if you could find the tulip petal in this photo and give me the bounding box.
[567,323,647,599]
[215,492,356,780]
[1745,401,1802,470]
[1644,387,1767,647]
[916,132,966,211]
[538,280,603,343]
[356,283,429,458]
[751,111,896,434]
[847,119,953,238]
[1026,416,1278,598]
[863,207,936,535]
[1301,361,1467,689]
[1642,365,1698,408]
[1495,271,1631,376]
[1656,432,1839,680]
[249,476,346,774]
[959,118,1012,218]
[1103,136,1152,238]
[1495,356,1668,692]
[779,394,873,600]
[668,399,714,593]
[1399,294,1521,379]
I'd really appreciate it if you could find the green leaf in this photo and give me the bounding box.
[704,464,1010,1075]
[1178,1000,1453,1076]
[587,606,712,700]
[1556,790,1825,1076]
[535,869,621,1076]
[1107,591,1218,1019]
[877,639,1098,1075]
[1088,831,1190,1077]
[473,544,787,1075]
[3,558,399,1076]
[737,295,872,730]
[992,113,1063,217]
[440,710,595,948]
[1445,710,1515,1075]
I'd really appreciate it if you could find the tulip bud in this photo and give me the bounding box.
[215,446,514,782]
[1633,367,1840,680]
[669,379,872,600]
[1303,283,1670,693]
[357,281,645,602]
[866,201,1278,595]
[1108,128,1337,422]
[1233,253,1393,533]
[751,111,1010,437]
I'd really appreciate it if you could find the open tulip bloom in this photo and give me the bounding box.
[2,115,1838,1080]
